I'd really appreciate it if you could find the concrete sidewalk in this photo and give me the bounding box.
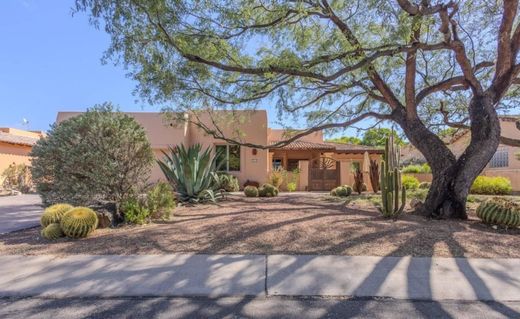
[0,195,42,234]
[0,254,519,301]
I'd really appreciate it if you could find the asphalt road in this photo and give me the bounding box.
[0,194,42,234]
[0,297,518,319]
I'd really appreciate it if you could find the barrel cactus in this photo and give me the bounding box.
[41,223,64,240]
[476,198,520,228]
[60,207,98,238]
[335,186,352,197]
[40,203,73,227]
[244,186,259,197]
[258,183,279,197]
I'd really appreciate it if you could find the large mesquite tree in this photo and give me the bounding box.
[76,0,520,219]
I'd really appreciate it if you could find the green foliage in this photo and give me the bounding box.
[408,189,428,201]
[418,182,431,189]
[158,144,223,203]
[402,164,431,174]
[286,182,297,192]
[41,203,73,227]
[122,196,150,225]
[326,136,361,145]
[244,185,259,197]
[41,223,65,240]
[60,207,98,238]
[30,103,154,206]
[470,176,512,195]
[147,182,175,220]
[476,198,520,228]
[269,167,286,189]
[362,128,405,147]
[258,183,279,197]
[378,134,406,218]
[402,175,420,190]
[1,163,33,193]
[332,185,352,197]
[217,172,240,192]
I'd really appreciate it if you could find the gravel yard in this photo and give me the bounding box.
[0,193,518,258]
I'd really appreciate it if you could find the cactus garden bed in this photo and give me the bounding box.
[0,193,519,258]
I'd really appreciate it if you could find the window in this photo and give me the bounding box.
[489,147,509,168]
[287,159,300,171]
[272,158,283,170]
[216,145,241,171]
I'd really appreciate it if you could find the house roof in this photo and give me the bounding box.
[0,131,40,147]
[325,142,384,154]
[270,140,336,151]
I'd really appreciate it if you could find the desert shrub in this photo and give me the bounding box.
[217,172,240,192]
[352,182,367,194]
[60,207,98,238]
[41,203,73,227]
[147,182,175,220]
[470,176,512,195]
[476,198,520,228]
[269,167,286,188]
[419,182,431,189]
[1,163,33,193]
[402,175,420,190]
[258,183,279,197]
[402,163,431,174]
[158,144,222,203]
[31,103,154,207]
[121,196,150,225]
[408,189,428,201]
[287,182,297,192]
[244,186,259,197]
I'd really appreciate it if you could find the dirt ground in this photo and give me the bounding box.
[0,193,518,258]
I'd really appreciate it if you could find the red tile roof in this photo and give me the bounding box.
[325,142,384,153]
[0,132,39,147]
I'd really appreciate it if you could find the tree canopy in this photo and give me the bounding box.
[326,128,404,146]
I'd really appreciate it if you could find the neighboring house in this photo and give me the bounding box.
[402,116,520,191]
[0,128,44,179]
[56,111,382,191]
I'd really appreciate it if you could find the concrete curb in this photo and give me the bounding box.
[1,254,519,301]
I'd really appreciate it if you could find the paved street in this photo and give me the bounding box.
[0,195,42,234]
[0,296,518,318]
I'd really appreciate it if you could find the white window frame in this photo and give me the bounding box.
[489,147,509,168]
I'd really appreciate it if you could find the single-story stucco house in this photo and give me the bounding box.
[56,110,383,191]
[401,116,520,191]
[0,128,44,174]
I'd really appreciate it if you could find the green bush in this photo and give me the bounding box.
[217,173,240,192]
[476,198,520,228]
[402,163,431,174]
[30,103,154,207]
[470,176,512,195]
[1,163,33,193]
[244,186,259,197]
[147,182,175,220]
[60,207,98,238]
[402,175,420,190]
[40,203,73,227]
[121,196,150,225]
[258,183,278,197]
[418,182,431,189]
[286,182,297,192]
[408,189,428,201]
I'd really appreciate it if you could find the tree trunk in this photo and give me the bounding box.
[394,94,501,219]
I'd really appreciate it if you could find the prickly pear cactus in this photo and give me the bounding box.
[60,207,98,238]
[41,223,65,240]
[40,203,73,227]
[476,198,520,228]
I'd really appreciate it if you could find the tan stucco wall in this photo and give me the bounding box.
[332,153,382,191]
[0,141,34,187]
[268,129,323,143]
[0,128,43,139]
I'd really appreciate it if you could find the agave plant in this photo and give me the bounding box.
[158,144,223,203]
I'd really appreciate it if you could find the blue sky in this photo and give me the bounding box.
[0,0,168,131]
[0,0,364,137]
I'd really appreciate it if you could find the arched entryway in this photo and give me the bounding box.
[309,156,340,191]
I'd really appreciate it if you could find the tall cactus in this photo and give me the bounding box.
[378,133,406,218]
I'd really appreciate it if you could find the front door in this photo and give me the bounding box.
[309,157,339,191]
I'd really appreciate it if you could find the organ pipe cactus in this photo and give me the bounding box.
[476,198,520,228]
[378,134,406,218]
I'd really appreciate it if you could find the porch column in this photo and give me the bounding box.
[298,160,309,191]
[339,160,350,186]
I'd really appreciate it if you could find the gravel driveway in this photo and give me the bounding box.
[0,195,42,234]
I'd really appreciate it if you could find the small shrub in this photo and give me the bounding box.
[147,182,175,220]
[470,176,512,195]
[408,189,428,201]
[287,182,297,192]
[269,167,286,188]
[467,195,478,203]
[40,203,73,227]
[217,173,240,192]
[258,183,279,197]
[402,175,420,190]
[121,196,150,225]
[1,163,33,193]
[352,182,367,194]
[476,197,520,228]
[402,163,431,174]
[41,223,65,240]
[244,186,259,197]
[419,182,431,189]
[60,207,98,238]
